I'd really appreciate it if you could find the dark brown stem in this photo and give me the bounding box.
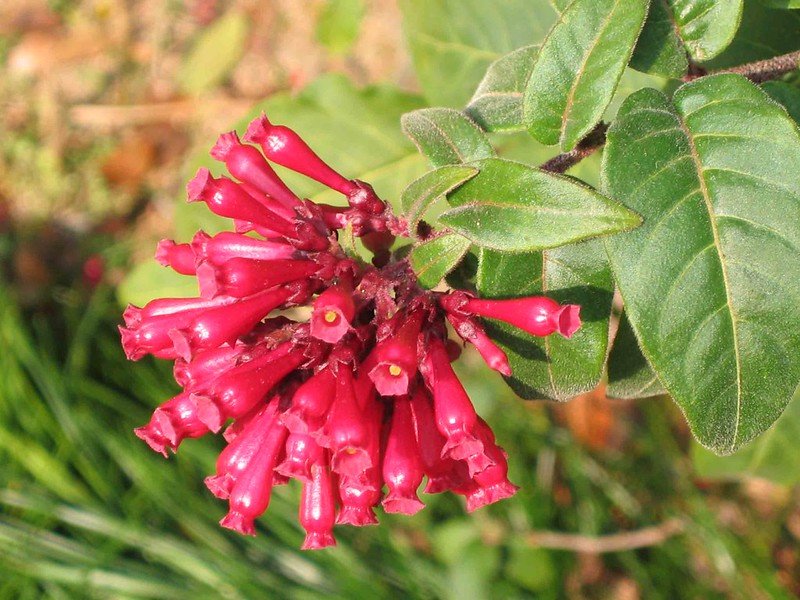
[538,50,800,174]
[685,50,800,84]
[539,122,608,174]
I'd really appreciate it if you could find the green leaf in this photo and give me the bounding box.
[465,45,539,133]
[399,0,558,107]
[607,312,666,399]
[763,81,800,124]
[476,241,613,400]
[703,3,800,68]
[400,166,480,231]
[603,75,800,454]
[758,0,800,8]
[401,108,495,168]
[523,0,649,151]
[630,1,690,78]
[316,0,365,55]
[409,233,472,289]
[666,0,743,62]
[441,158,642,252]
[178,11,249,95]
[117,262,198,308]
[692,386,800,485]
[549,0,572,12]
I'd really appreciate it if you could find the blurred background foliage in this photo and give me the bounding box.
[1,0,799,598]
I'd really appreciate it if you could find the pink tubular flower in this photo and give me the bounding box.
[156,240,197,275]
[444,293,582,339]
[192,231,297,266]
[422,338,493,477]
[244,115,358,198]
[299,460,337,550]
[382,396,425,515]
[281,367,336,434]
[310,286,356,343]
[187,168,296,239]
[368,308,425,396]
[198,258,319,298]
[211,131,302,212]
[134,392,211,456]
[320,369,371,478]
[446,313,511,376]
[124,117,583,549]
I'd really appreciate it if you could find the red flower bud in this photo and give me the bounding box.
[169,287,293,360]
[220,414,288,536]
[282,367,337,434]
[205,401,279,499]
[187,168,296,239]
[310,286,356,343]
[198,258,319,299]
[382,397,425,515]
[275,432,323,482]
[299,460,337,550]
[173,344,244,389]
[446,313,511,376]
[460,295,582,339]
[192,231,296,266]
[155,240,197,275]
[409,389,466,494]
[211,131,302,211]
[192,343,304,431]
[134,392,211,456]
[245,114,358,197]
[320,368,371,478]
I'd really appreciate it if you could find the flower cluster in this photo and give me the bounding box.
[121,115,581,549]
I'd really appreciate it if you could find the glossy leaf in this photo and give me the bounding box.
[441,158,642,252]
[178,11,249,95]
[692,386,800,485]
[704,2,800,68]
[523,0,649,150]
[666,0,743,62]
[466,46,539,133]
[399,0,557,107]
[400,166,480,231]
[409,233,472,289]
[630,1,689,78]
[476,242,614,401]
[603,75,800,454]
[763,81,800,124]
[606,312,666,400]
[401,108,495,168]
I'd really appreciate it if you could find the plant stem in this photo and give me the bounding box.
[539,122,608,174]
[538,50,800,174]
[685,49,800,84]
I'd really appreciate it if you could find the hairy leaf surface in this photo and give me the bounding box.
[476,243,613,400]
[603,75,800,453]
[410,234,472,289]
[523,0,649,150]
[442,158,641,252]
[401,109,495,168]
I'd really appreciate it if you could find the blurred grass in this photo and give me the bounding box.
[1,277,797,599]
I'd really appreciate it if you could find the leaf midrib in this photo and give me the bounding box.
[677,109,744,451]
[560,0,626,147]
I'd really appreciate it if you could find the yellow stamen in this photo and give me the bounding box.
[324,310,339,324]
[388,364,402,377]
